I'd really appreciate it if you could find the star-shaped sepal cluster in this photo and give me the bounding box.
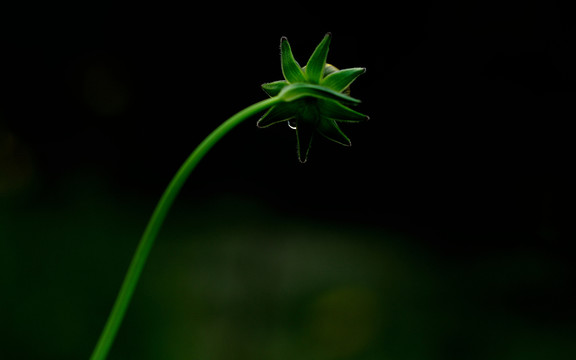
[257,33,368,162]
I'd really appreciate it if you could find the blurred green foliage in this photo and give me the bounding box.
[1,173,574,359]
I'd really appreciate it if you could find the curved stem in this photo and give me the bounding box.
[90,96,282,360]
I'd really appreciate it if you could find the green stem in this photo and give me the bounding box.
[89,96,282,360]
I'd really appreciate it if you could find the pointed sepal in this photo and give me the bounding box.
[281,37,306,83]
[317,119,351,146]
[261,80,288,97]
[295,120,314,163]
[321,67,366,92]
[305,33,331,84]
[319,99,369,123]
[257,103,298,128]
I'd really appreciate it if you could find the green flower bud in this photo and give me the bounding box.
[258,33,368,163]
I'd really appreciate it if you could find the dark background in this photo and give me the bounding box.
[1,1,575,359]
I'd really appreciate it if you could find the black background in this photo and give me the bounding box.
[3,2,574,249]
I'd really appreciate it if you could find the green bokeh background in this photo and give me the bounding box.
[1,2,575,359]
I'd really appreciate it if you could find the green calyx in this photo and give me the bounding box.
[258,32,368,163]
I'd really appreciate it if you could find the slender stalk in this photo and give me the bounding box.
[90,96,282,360]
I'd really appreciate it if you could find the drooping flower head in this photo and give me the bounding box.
[258,33,368,162]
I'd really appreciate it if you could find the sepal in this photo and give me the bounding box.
[278,83,361,105]
[317,119,351,146]
[321,67,366,92]
[261,80,288,97]
[295,120,314,163]
[305,33,331,84]
[319,99,369,123]
[257,103,298,128]
[281,37,306,83]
